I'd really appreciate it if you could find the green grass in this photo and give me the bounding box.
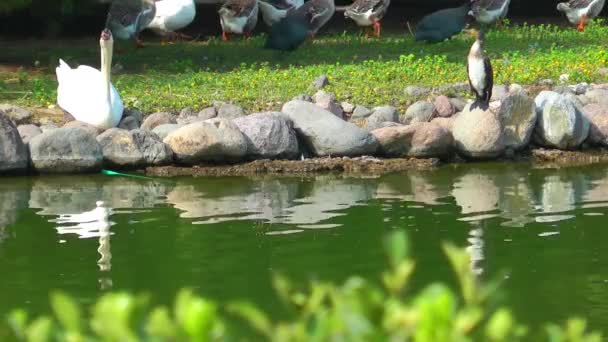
[1,21,608,114]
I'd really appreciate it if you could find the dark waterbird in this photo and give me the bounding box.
[466,28,493,111]
[264,6,318,50]
[414,2,472,43]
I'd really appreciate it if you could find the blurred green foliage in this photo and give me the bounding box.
[2,231,602,341]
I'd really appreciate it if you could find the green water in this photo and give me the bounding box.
[1,162,608,332]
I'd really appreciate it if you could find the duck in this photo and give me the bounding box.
[265,5,318,50]
[469,0,511,25]
[219,0,259,40]
[415,2,472,43]
[557,0,606,31]
[289,0,335,37]
[343,0,391,37]
[258,0,296,27]
[56,29,124,129]
[146,0,197,39]
[466,28,493,111]
[105,0,156,47]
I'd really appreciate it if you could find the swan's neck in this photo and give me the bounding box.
[100,41,113,108]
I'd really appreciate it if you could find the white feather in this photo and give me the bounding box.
[147,0,196,34]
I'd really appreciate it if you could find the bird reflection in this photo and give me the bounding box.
[53,201,115,290]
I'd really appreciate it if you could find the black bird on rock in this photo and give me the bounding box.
[466,28,493,111]
[415,2,472,43]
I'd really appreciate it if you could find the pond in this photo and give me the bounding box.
[1,162,608,332]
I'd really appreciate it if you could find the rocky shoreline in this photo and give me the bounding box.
[2,79,608,176]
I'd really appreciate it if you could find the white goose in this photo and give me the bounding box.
[146,0,197,39]
[56,29,124,129]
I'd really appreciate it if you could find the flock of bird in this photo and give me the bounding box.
[54,0,605,131]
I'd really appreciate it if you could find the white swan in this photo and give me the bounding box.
[56,29,123,129]
[146,0,197,38]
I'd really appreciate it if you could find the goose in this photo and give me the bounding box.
[557,0,606,31]
[469,0,511,25]
[56,29,124,130]
[466,28,493,111]
[219,0,259,40]
[289,0,335,37]
[265,5,318,50]
[259,0,296,27]
[106,0,156,47]
[415,2,472,43]
[146,0,197,39]
[343,0,391,37]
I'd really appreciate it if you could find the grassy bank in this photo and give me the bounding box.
[1,22,608,113]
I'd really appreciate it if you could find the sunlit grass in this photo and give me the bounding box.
[1,21,608,113]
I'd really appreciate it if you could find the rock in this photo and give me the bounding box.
[312,75,329,90]
[282,100,378,157]
[404,85,431,97]
[341,102,355,114]
[401,101,436,124]
[39,124,58,133]
[559,74,570,83]
[564,93,585,110]
[293,94,313,102]
[97,128,145,168]
[365,121,402,131]
[117,116,140,130]
[449,98,467,112]
[436,82,469,95]
[164,119,247,164]
[497,94,537,150]
[534,94,589,149]
[233,112,299,159]
[432,116,456,132]
[570,82,590,95]
[491,84,509,102]
[582,104,608,146]
[312,90,343,118]
[131,129,173,165]
[141,112,176,131]
[0,104,32,125]
[217,103,246,120]
[433,95,455,117]
[198,107,217,120]
[598,68,608,77]
[577,95,591,107]
[535,91,561,110]
[509,83,526,96]
[408,122,453,158]
[371,125,416,157]
[123,108,143,126]
[553,85,574,95]
[0,114,28,173]
[539,79,555,87]
[584,88,608,106]
[351,105,372,119]
[152,124,182,141]
[29,128,103,173]
[17,124,42,144]
[368,106,399,123]
[453,105,505,159]
[63,120,104,136]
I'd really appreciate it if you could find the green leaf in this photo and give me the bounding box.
[25,317,53,342]
[485,309,514,341]
[384,231,409,268]
[50,291,81,332]
[443,242,477,306]
[227,301,272,337]
[146,307,177,339]
[7,309,28,339]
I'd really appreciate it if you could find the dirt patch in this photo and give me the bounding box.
[531,148,608,168]
[145,157,440,177]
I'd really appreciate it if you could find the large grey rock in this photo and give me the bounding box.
[365,121,402,131]
[584,88,608,107]
[491,84,509,102]
[123,108,143,126]
[312,90,343,118]
[453,105,505,159]
[534,94,589,149]
[436,82,469,95]
[97,128,145,168]
[0,104,32,125]
[217,103,246,119]
[282,100,378,157]
[351,105,372,119]
[152,124,182,141]
[434,95,455,117]
[198,107,218,120]
[432,116,457,133]
[131,129,173,165]
[372,122,452,158]
[63,120,104,136]
[404,85,431,97]
[29,128,102,173]
[368,106,399,123]
[233,112,299,159]
[582,104,608,146]
[140,112,176,131]
[312,75,329,90]
[17,124,42,144]
[118,116,140,131]
[401,101,436,124]
[163,119,247,164]
[449,97,467,112]
[0,114,28,173]
[497,94,537,150]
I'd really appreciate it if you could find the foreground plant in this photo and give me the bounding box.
[3,232,602,341]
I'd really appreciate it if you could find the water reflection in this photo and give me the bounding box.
[0,182,29,242]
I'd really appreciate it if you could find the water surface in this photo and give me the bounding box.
[1,162,608,331]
